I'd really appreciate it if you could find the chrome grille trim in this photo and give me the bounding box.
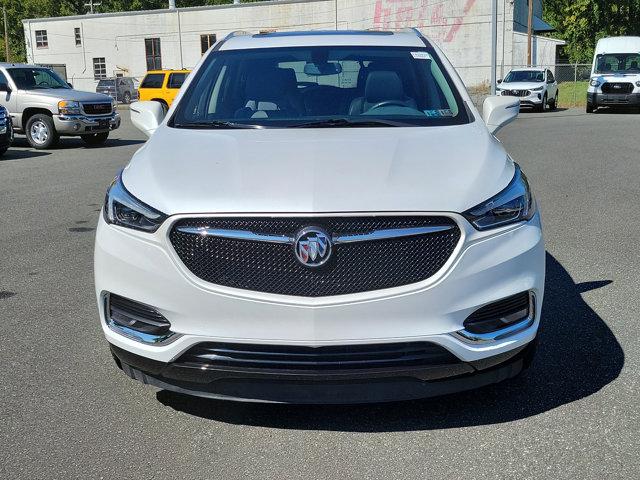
[175,225,454,245]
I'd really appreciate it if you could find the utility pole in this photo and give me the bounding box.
[527,0,533,66]
[84,1,101,14]
[3,6,9,63]
[490,0,497,94]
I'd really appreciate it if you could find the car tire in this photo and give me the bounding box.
[26,114,59,149]
[81,132,109,147]
[550,91,558,110]
[538,93,547,112]
[0,146,8,156]
[586,104,595,113]
[123,92,131,104]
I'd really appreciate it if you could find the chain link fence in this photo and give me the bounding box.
[458,64,592,109]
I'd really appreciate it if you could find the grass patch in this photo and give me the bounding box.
[558,81,589,107]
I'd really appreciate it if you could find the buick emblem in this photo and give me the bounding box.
[294,227,332,267]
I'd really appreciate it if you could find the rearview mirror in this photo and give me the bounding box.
[130,101,165,137]
[0,82,12,92]
[482,96,519,135]
[304,62,342,76]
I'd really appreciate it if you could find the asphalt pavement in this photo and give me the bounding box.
[0,108,638,479]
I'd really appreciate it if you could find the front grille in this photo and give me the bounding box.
[601,82,634,94]
[504,89,530,97]
[169,216,461,296]
[82,102,112,115]
[174,342,460,371]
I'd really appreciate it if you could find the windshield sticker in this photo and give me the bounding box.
[424,109,454,117]
[411,51,432,60]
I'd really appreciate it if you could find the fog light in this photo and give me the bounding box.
[453,292,535,343]
[73,123,80,131]
[105,293,177,344]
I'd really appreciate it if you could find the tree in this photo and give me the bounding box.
[544,0,640,63]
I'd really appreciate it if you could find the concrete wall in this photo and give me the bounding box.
[22,0,548,92]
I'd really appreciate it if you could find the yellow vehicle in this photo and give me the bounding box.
[138,69,190,109]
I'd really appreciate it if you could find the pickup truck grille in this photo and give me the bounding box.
[169,216,461,297]
[82,102,112,115]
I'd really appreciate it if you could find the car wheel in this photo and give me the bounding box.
[551,91,558,110]
[586,104,595,113]
[123,92,131,104]
[81,132,109,147]
[26,114,59,149]
[0,146,8,156]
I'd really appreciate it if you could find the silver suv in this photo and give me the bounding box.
[0,64,121,149]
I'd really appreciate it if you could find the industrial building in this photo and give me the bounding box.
[22,0,564,92]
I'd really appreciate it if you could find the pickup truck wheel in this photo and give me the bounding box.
[81,132,109,146]
[26,114,59,149]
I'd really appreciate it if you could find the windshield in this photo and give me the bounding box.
[170,46,469,128]
[504,70,544,83]
[97,79,115,87]
[595,53,640,73]
[8,67,69,90]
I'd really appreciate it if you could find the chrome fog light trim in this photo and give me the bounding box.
[103,293,180,345]
[452,292,536,344]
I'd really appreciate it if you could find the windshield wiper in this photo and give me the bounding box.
[173,120,262,129]
[291,118,405,128]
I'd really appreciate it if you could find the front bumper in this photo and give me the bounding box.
[110,340,536,404]
[53,112,121,135]
[95,211,545,401]
[588,91,640,108]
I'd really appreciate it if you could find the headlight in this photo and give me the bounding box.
[104,171,167,232]
[111,98,117,111]
[58,100,81,115]
[590,79,601,87]
[636,81,640,87]
[463,164,536,230]
[531,86,544,91]
[0,108,6,120]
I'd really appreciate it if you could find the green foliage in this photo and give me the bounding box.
[544,0,640,63]
[0,0,241,62]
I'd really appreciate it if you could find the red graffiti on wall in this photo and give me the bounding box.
[372,0,477,43]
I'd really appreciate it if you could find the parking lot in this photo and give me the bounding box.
[0,108,638,479]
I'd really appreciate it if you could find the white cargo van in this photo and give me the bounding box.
[587,36,640,113]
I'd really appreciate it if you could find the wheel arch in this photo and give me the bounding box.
[22,107,53,131]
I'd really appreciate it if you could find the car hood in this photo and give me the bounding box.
[500,81,546,90]
[22,88,113,102]
[123,121,515,215]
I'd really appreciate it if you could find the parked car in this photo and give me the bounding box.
[96,77,138,104]
[0,63,121,149]
[137,69,190,111]
[0,104,13,156]
[497,68,558,111]
[97,29,543,404]
[587,36,640,113]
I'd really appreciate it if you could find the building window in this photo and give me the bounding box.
[200,34,217,55]
[75,27,82,46]
[35,30,48,48]
[93,57,107,79]
[145,38,162,70]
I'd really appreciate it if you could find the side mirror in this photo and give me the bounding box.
[482,96,519,135]
[67,82,73,88]
[0,82,12,92]
[130,101,165,137]
[497,79,502,84]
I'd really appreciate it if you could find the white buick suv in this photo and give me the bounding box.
[95,29,544,403]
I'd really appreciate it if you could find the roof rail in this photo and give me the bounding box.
[404,27,432,48]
